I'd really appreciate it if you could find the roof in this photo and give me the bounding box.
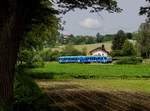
[59,56,108,58]
[89,47,109,54]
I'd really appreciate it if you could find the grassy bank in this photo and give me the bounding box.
[27,62,150,79]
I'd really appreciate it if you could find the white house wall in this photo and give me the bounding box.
[91,51,108,57]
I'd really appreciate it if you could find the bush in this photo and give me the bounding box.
[111,50,123,57]
[40,45,85,62]
[18,50,45,68]
[13,70,52,111]
[40,49,61,61]
[18,50,35,64]
[122,40,135,56]
[115,57,143,64]
[40,49,52,61]
[61,45,83,56]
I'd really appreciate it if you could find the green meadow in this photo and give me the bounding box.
[27,62,150,80]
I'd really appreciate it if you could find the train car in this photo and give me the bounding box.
[58,56,112,63]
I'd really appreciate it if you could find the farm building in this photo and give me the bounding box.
[89,47,109,57]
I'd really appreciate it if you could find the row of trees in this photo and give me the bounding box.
[58,34,97,45]
[57,32,133,45]
[111,21,150,59]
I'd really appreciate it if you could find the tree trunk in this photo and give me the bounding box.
[0,0,23,110]
[0,33,18,111]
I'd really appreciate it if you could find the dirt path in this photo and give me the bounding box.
[37,80,150,111]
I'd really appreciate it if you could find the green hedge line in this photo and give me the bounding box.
[115,57,143,64]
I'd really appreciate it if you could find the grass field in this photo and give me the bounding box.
[31,62,150,110]
[28,62,150,79]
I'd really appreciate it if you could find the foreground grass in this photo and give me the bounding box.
[27,62,150,79]
[37,79,150,111]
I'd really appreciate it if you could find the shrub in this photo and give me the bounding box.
[13,70,52,111]
[40,49,52,61]
[50,50,61,61]
[18,50,35,64]
[115,57,143,64]
[18,50,45,68]
[111,50,123,57]
[61,45,83,56]
[122,40,135,56]
[40,49,60,61]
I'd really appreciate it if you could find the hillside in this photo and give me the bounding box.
[52,41,112,52]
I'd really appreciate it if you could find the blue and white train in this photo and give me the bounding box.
[58,56,112,63]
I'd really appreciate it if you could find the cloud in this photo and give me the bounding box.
[80,18,102,29]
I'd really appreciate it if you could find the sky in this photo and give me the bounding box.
[61,0,147,36]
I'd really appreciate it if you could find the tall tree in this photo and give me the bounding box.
[112,30,127,50]
[126,33,133,39]
[96,32,103,43]
[137,21,150,58]
[138,0,150,58]
[0,0,58,110]
[0,0,120,110]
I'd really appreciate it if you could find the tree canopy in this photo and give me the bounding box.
[112,30,127,50]
[140,0,150,19]
[56,0,121,13]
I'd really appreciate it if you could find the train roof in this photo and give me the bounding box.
[58,56,108,58]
